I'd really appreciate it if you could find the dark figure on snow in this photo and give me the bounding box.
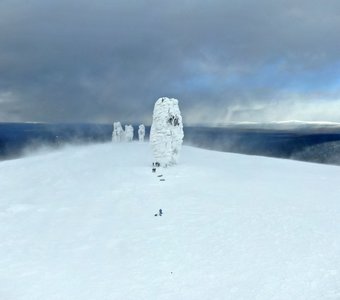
[159,209,163,216]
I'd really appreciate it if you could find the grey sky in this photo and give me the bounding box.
[0,0,340,124]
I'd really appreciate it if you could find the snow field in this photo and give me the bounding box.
[0,143,340,299]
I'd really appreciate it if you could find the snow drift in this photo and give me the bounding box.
[0,143,340,299]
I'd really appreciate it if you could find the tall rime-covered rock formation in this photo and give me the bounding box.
[124,125,134,142]
[150,97,184,166]
[112,122,124,142]
[138,124,145,142]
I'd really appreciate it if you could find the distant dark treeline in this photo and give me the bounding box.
[1,123,340,165]
[184,126,340,165]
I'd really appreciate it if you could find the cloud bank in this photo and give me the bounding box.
[0,0,340,124]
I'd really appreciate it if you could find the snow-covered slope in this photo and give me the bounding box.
[1,143,340,299]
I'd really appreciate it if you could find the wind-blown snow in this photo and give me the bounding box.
[0,143,340,299]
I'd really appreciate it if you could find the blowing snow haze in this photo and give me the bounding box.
[0,0,340,124]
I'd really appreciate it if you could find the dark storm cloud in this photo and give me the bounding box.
[0,0,340,123]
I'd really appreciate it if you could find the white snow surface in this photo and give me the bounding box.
[1,143,340,300]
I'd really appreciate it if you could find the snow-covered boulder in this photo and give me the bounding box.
[112,122,124,142]
[150,97,184,166]
[138,124,145,142]
[124,125,134,142]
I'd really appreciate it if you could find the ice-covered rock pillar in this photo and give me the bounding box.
[150,97,184,167]
[138,124,145,142]
[124,125,134,142]
[112,122,124,142]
